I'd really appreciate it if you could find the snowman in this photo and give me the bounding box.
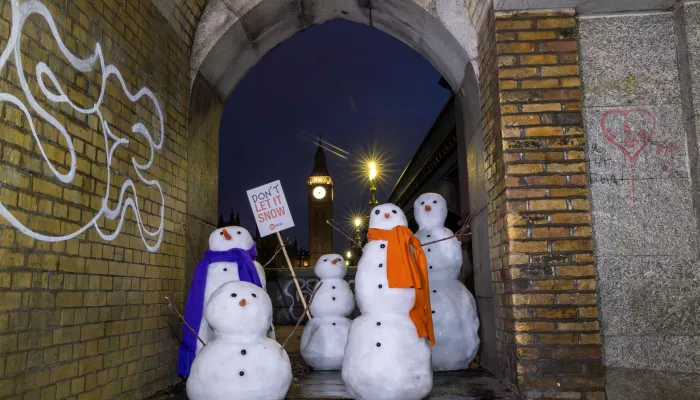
[342,203,434,400]
[300,254,355,370]
[186,280,292,400]
[414,193,480,371]
[178,226,274,378]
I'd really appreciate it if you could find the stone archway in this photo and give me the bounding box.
[184,0,499,377]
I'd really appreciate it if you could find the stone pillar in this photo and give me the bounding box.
[488,10,605,398]
[578,4,700,398]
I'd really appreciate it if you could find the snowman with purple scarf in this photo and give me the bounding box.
[178,226,274,378]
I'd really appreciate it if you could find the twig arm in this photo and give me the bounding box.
[165,296,207,347]
[326,220,362,248]
[281,281,323,349]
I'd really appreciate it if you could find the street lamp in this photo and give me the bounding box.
[368,161,378,208]
[354,217,362,247]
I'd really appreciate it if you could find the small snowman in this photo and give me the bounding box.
[300,254,355,370]
[179,226,273,378]
[342,203,434,400]
[186,281,292,400]
[414,193,480,371]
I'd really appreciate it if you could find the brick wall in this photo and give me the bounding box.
[488,10,606,399]
[150,0,205,45]
[0,0,189,398]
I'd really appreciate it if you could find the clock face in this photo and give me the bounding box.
[313,186,326,199]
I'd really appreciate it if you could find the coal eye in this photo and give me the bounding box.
[374,210,380,215]
[323,259,327,262]
[223,268,228,271]
[251,293,257,298]
[231,293,237,297]
[392,210,397,214]
[421,201,424,205]
[237,231,241,234]
[433,200,437,204]
[219,232,224,235]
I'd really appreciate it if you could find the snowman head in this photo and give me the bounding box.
[205,280,272,336]
[414,193,448,229]
[369,203,408,231]
[314,254,346,279]
[208,226,254,252]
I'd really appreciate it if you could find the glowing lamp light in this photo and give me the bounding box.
[345,260,349,266]
[368,161,377,180]
[346,251,352,258]
[354,218,362,227]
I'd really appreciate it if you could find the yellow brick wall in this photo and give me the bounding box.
[491,10,605,400]
[153,0,206,45]
[0,0,190,398]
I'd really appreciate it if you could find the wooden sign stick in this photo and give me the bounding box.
[276,231,312,320]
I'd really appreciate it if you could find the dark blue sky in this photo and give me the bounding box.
[218,19,450,252]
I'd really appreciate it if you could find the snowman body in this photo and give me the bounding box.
[301,254,355,370]
[414,193,480,371]
[197,227,273,352]
[342,204,433,400]
[187,281,291,400]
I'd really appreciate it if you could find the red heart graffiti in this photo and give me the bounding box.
[600,108,656,163]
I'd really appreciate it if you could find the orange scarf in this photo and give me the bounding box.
[367,225,435,346]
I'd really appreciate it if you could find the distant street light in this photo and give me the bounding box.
[353,217,363,248]
[368,161,378,208]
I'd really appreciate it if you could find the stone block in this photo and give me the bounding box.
[495,0,677,14]
[588,177,697,257]
[470,210,492,298]
[300,0,369,26]
[251,9,305,59]
[476,296,498,374]
[199,22,256,99]
[606,368,700,400]
[579,13,680,107]
[597,256,700,336]
[190,0,240,87]
[584,105,689,180]
[604,335,700,374]
[677,3,700,103]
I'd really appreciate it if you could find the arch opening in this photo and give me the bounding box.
[185,0,497,381]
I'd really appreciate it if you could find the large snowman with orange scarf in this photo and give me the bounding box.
[414,193,480,371]
[342,203,434,400]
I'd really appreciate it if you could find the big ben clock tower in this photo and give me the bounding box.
[308,139,333,265]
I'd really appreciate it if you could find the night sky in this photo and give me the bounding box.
[218,19,451,253]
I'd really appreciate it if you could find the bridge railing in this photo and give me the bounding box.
[264,267,360,325]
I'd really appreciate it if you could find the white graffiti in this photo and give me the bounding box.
[0,0,165,251]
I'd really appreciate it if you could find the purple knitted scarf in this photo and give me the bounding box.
[177,244,260,377]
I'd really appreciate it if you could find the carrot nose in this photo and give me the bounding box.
[239,298,246,307]
[222,229,232,240]
[384,213,391,219]
[332,258,340,265]
[425,205,432,212]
